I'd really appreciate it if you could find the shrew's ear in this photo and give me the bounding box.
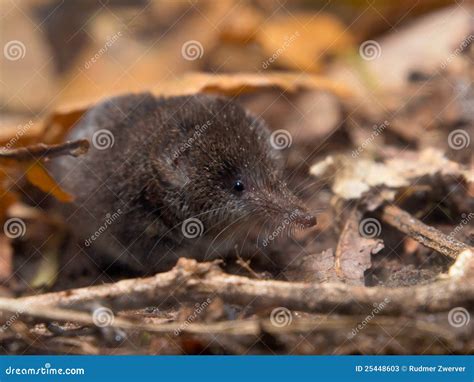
[151,150,191,190]
[139,153,190,214]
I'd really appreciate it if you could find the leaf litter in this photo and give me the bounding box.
[0,0,472,355]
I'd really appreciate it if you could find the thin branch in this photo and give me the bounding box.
[381,204,472,259]
[0,298,458,342]
[11,251,474,316]
[0,139,89,162]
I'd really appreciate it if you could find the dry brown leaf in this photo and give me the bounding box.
[256,13,353,72]
[449,249,474,280]
[364,6,472,91]
[310,148,472,200]
[218,3,263,43]
[0,140,88,204]
[0,235,13,280]
[285,249,339,283]
[348,0,454,41]
[335,208,384,285]
[25,162,74,203]
[156,72,351,98]
[49,72,351,139]
[0,118,45,148]
[328,5,472,100]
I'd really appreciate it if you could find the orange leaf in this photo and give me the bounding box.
[256,13,353,72]
[50,71,352,135]
[25,162,74,203]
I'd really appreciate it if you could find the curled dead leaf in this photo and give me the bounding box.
[48,71,352,140]
[0,140,89,204]
[310,148,472,200]
[335,208,384,285]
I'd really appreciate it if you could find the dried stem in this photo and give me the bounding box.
[381,204,472,259]
[0,139,89,162]
[10,252,474,316]
[0,297,458,342]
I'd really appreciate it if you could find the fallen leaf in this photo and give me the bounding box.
[157,72,351,98]
[362,6,472,91]
[285,249,339,283]
[26,163,74,203]
[218,3,263,43]
[0,235,13,280]
[310,148,472,200]
[335,208,384,285]
[0,140,88,204]
[256,13,353,72]
[328,5,472,98]
[448,249,474,281]
[0,118,44,148]
[49,71,352,138]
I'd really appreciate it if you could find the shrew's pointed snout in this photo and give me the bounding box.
[290,208,317,229]
[259,188,317,230]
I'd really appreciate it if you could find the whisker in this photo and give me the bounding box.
[146,205,229,257]
[204,211,253,260]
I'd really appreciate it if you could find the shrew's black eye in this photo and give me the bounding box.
[233,180,245,193]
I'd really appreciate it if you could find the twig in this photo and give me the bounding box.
[381,204,472,259]
[11,252,474,315]
[0,139,89,162]
[236,255,262,279]
[0,298,458,342]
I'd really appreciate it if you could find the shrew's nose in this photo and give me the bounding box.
[292,209,317,228]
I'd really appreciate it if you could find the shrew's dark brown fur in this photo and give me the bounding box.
[51,94,316,273]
